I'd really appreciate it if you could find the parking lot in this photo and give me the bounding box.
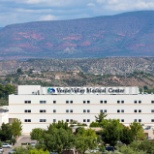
[2,135,35,154]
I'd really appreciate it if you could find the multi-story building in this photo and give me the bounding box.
[8,85,154,135]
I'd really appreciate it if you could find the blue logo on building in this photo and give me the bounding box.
[47,88,56,94]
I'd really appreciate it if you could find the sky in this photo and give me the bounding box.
[1,0,154,27]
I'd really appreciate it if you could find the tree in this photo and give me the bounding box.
[101,119,123,146]
[0,123,12,141]
[119,145,146,154]
[29,149,49,154]
[0,84,4,98]
[31,121,75,153]
[75,128,97,154]
[30,128,45,141]
[14,147,49,154]
[4,84,16,97]
[47,120,71,132]
[11,119,22,138]
[130,122,145,140]
[17,68,23,75]
[138,140,154,153]
[120,126,134,144]
[95,112,107,123]
[44,127,75,154]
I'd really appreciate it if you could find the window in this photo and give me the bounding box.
[104,100,107,104]
[40,119,46,122]
[53,119,56,123]
[25,110,31,113]
[121,100,124,103]
[151,109,154,113]
[53,100,56,104]
[66,119,69,122]
[139,100,141,104]
[138,110,142,113]
[53,109,56,113]
[66,109,69,113]
[104,110,107,113]
[70,109,73,113]
[134,100,137,104]
[121,119,124,122]
[70,100,73,104]
[40,100,46,104]
[100,110,103,113]
[134,109,137,113]
[100,100,103,103]
[24,100,31,104]
[117,100,120,103]
[151,100,154,104]
[24,119,31,122]
[70,119,73,122]
[151,119,154,122]
[66,100,69,104]
[87,119,90,122]
[138,119,142,122]
[83,109,86,113]
[117,110,120,113]
[121,110,124,113]
[83,119,86,122]
[87,109,90,113]
[83,100,90,104]
[83,101,86,104]
[134,119,137,122]
[40,110,46,113]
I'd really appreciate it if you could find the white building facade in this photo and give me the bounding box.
[9,85,154,135]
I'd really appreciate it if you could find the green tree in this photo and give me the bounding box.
[95,112,107,123]
[4,84,16,97]
[0,123,12,141]
[119,145,146,154]
[120,126,134,144]
[130,122,145,140]
[138,140,154,153]
[14,147,49,154]
[30,128,45,141]
[17,68,23,75]
[44,127,75,154]
[11,119,22,138]
[29,149,49,154]
[47,120,71,131]
[101,119,123,146]
[0,84,4,98]
[75,128,97,154]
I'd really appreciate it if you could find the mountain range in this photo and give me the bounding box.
[0,11,154,59]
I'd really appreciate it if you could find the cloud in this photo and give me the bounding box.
[40,14,56,20]
[95,0,154,11]
[1,0,154,26]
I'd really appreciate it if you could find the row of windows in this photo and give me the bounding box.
[24,119,154,123]
[24,100,154,104]
[24,119,90,123]
[24,119,46,122]
[24,109,154,113]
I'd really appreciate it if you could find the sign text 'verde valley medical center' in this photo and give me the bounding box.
[46,87,138,95]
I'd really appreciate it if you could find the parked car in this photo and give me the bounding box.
[8,149,16,154]
[105,146,115,151]
[30,142,36,147]
[0,147,3,153]
[2,143,12,148]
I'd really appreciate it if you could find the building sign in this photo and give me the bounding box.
[46,87,139,95]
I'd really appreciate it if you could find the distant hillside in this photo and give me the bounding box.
[1,11,154,59]
[0,57,154,76]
